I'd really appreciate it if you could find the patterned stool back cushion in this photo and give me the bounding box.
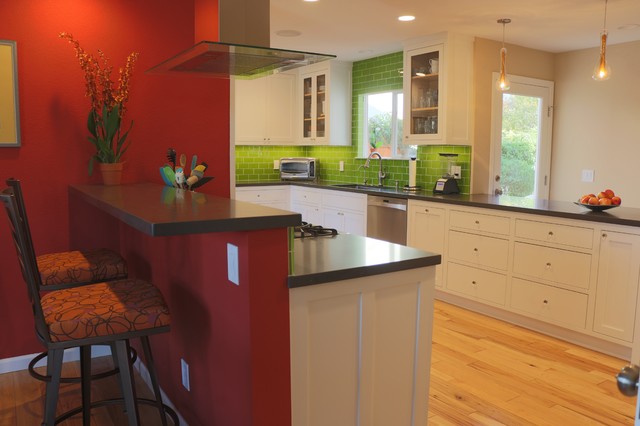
[37,248,127,286]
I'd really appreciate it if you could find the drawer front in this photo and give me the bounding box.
[291,186,322,204]
[236,187,288,203]
[448,230,509,270]
[515,219,594,249]
[322,190,366,212]
[510,278,588,329]
[446,262,507,305]
[512,242,592,291]
[449,209,510,236]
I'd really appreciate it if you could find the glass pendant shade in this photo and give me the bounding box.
[592,31,611,80]
[497,47,510,91]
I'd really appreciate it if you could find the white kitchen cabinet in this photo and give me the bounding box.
[235,186,290,209]
[321,190,366,236]
[234,72,296,145]
[290,186,322,225]
[299,61,352,146]
[403,33,474,146]
[290,267,434,426]
[407,200,446,287]
[593,230,640,342]
[447,262,507,306]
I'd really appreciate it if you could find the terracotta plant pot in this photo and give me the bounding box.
[98,162,124,185]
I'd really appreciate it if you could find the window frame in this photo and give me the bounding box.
[362,89,407,158]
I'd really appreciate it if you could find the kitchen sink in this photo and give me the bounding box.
[331,183,384,190]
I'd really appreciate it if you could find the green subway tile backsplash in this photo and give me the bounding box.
[235,52,471,193]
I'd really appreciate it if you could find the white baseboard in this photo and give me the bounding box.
[0,348,187,425]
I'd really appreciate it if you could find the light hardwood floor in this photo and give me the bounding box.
[0,301,635,425]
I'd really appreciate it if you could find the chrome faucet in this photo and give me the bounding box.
[364,151,386,186]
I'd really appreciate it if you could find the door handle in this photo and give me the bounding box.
[617,364,640,396]
[495,188,503,196]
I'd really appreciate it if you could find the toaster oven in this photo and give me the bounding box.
[279,157,317,181]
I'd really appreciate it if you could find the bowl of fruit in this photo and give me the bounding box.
[576,189,622,211]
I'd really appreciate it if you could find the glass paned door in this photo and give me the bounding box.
[491,74,554,199]
[409,50,439,137]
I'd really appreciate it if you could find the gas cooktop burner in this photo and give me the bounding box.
[293,222,338,239]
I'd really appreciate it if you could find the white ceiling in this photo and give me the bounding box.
[270,0,640,61]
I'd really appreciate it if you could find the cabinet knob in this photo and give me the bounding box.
[471,280,477,285]
[546,262,552,268]
[603,233,608,239]
[548,231,554,236]
[475,220,480,224]
[543,299,549,304]
[473,247,479,252]
[424,209,429,213]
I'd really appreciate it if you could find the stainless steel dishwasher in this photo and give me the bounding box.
[367,195,408,245]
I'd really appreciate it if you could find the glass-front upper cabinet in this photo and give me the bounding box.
[302,71,327,143]
[403,44,443,143]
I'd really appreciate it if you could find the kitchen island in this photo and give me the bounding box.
[69,183,441,426]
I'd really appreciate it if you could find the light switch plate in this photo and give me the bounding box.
[273,160,280,170]
[339,161,344,172]
[227,243,239,285]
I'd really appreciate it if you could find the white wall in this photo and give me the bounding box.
[551,41,640,207]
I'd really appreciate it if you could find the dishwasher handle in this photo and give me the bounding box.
[367,196,407,211]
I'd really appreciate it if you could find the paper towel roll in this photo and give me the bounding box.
[409,157,417,187]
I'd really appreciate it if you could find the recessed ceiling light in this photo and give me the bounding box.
[276,29,302,37]
[398,15,415,22]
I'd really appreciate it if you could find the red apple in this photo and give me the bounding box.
[604,189,615,198]
[588,196,600,205]
[579,195,591,204]
[597,191,609,199]
[611,196,622,206]
[599,197,612,206]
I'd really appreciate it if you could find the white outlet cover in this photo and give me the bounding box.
[581,169,595,183]
[227,243,239,285]
[339,161,344,172]
[181,358,190,391]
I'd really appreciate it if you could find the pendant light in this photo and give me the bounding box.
[593,0,611,81]
[496,18,511,91]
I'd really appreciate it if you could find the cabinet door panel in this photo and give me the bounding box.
[512,242,592,291]
[447,262,507,305]
[515,218,594,249]
[235,78,268,143]
[448,230,509,270]
[510,278,588,329]
[593,231,640,342]
[407,202,445,287]
[267,73,296,143]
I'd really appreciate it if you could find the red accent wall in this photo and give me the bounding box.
[0,0,230,359]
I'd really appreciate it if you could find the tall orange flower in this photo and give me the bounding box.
[59,32,139,175]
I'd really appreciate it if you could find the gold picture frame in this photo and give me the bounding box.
[0,40,20,147]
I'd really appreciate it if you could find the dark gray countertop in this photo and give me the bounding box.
[70,183,301,236]
[238,181,640,228]
[288,234,441,288]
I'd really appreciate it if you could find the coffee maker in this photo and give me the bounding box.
[433,153,460,194]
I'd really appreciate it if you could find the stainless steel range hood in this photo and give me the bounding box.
[146,0,335,79]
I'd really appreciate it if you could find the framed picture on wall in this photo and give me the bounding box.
[0,40,20,147]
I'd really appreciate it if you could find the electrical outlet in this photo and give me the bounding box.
[581,169,595,182]
[273,160,280,170]
[181,358,190,391]
[451,165,462,179]
[227,243,239,285]
[339,161,344,172]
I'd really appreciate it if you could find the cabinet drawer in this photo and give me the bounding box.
[322,190,366,212]
[446,262,506,305]
[515,219,594,249]
[291,187,322,204]
[448,230,509,270]
[510,278,588,329]
[236,187,289,203]
[512,242,592,291]
[449,210,510,235]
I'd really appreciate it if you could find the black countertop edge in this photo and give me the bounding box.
[287,256,441,288]
[237,181,640,228]
[70,183,301,237]
[287,234,441,288]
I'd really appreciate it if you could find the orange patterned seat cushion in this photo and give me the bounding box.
[41,279,170,342]
[37,248,127,286]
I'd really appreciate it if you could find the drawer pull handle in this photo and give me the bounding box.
[548,231,554,236]
[602,233,608,239]
[424,209,429,213]
[473,248,479,252]
[543,299,549,304]
[475,220,480,224]
[471,280,477,285]
[546,262,552,268]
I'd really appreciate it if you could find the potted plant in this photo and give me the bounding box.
[59,32,139,184]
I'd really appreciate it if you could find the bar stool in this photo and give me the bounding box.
[1,186,177,425]
[6,179,133,391]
